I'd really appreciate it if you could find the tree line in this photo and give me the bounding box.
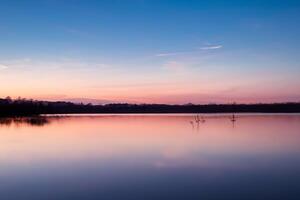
[1,96,300,117]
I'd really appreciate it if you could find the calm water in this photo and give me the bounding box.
[0,114,300,200]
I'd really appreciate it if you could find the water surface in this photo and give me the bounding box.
[1,114,300,200]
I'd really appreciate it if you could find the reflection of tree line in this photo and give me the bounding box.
[1,96,300,116]
[0,117,50,127]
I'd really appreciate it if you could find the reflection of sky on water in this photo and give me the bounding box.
[0,115,300,200]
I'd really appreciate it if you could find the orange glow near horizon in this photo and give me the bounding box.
[1,61,299,104]
[1,82,299,104]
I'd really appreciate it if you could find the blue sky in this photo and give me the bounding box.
[0,0,300,103]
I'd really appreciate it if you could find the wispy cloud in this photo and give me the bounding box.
[156,44,223,57]
[155,52,185,57]
[199,45,223,50]
[0,64,8,70]
[0,58,111,71]
[155,51,190,57]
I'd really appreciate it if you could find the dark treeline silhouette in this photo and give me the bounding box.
[1,97,300,117]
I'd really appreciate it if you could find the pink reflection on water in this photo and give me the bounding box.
[0,114,300,169]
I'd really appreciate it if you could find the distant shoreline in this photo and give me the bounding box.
[1,98,300,117]
[42,113,300,117]
[45,112,300,115]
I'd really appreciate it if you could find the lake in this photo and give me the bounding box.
[0,114,300,200]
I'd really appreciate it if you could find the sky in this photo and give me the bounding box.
[0,0,300,104]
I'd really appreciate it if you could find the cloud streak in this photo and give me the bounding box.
[0,64,8,70]
[155,52,185,57]
[199,45,223,50]
[156,44,223,57]
[0,58,111,71]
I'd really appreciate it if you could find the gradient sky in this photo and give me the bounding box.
[0,0,300,104]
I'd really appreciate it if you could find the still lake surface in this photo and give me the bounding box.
[0,114,300,200]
